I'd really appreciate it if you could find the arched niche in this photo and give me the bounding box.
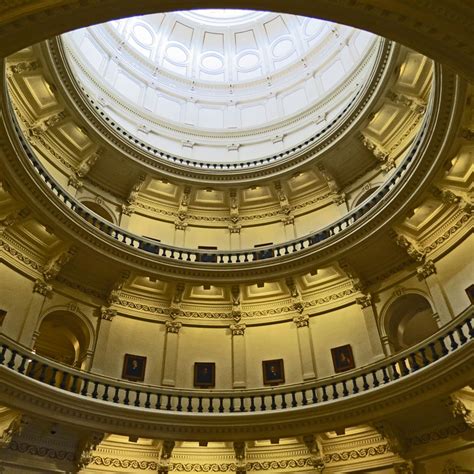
[384,293,438,352]
[81,200,115,224]
[34,310,92,369]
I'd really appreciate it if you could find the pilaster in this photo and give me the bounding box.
[162,321,182,386]
[230,323,246,388]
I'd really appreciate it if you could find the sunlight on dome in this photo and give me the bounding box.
[62,9,379,163]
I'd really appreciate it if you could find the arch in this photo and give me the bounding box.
[81,199,116,224]
[382,292,438,352]
[0,2,472,82]
[34,308,94,369]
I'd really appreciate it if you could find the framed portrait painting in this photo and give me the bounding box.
[262,358,285,385]
[122,353,147,381]
[331,345,355,373]
[194,362,215,388]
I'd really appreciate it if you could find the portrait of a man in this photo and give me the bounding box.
[262,359,285,385]
[331,345,355,373]
[194,362,215,387]
[122,354,147,381]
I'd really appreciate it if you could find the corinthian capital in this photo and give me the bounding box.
[356,293,372,308]
[230,323,246,336]
[416,260,436,280]
[33,279,52,296]
[166,321,182,334]
[293,314,309,327]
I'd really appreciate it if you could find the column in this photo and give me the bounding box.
[293,314,317,380]
[162,321,182,387]
[90,306,117,373]
[417,260,453,325]
[355,294,386,359]
[17,279,52,347]
[230,323,246,388]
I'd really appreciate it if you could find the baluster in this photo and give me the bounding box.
[207,397,213,413]
[0,344,7,364]
[456,325,467,345]
[187,396,193,413]
[260,395,266,411]
[448,331,458,351]
[332,383,339,400]
[466,318,473,338]
[60,371,69,390]
[390,362,400,380]
[302,389,308,406]
[92,382,100,399]
[322,385,329,402]
[113,386,120,403]
[280,393,287,409]
[311,387,318,404]
[249,396,256,412]
[362,374,369,390]
[409,353,420,372]
[198,397,203,413]
[17,355,28,374]
[145,392,151,409]
[342,380,349,396]
[229,397,235,413]
[155,393,162,409]
[123,388,130,405]
[102,384,110,401]
[372,370,380,387]
[399,358,410,376]
[429,342,439,361]
[70,375,79,393]
[166,394,172,410]
[134,390,141,407]
[7,349,17,369]
[291,392,297,407]
[81,378,89,396]
[48,367,58,386]
[352,377,359,394]
[438,336,449,356]
[38,363,47,382]
[177,396,183,412]
[239,397,245,412]
[420,348,430,367]
[382,366,390,384]
[219,397,224,413]
[271,394,277,410]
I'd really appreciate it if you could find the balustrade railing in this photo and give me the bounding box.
[0,309,471,414]
[7,102,430,266]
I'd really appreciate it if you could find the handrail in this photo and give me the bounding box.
[0,308,471,414]
[4,67,433,266]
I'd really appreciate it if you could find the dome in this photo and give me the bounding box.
[0,3,473,474]
[62,10,380,164]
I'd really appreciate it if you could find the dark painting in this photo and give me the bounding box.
[262,358,285,385]
[331,344,355,373]
[122,353,147,381]
[194,362,215,387]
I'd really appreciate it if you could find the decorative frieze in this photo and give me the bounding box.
[8,60,39,75]
[387,90,426,114]
[0,207,30,234]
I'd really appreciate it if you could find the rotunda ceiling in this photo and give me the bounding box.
[62,9,381,164]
